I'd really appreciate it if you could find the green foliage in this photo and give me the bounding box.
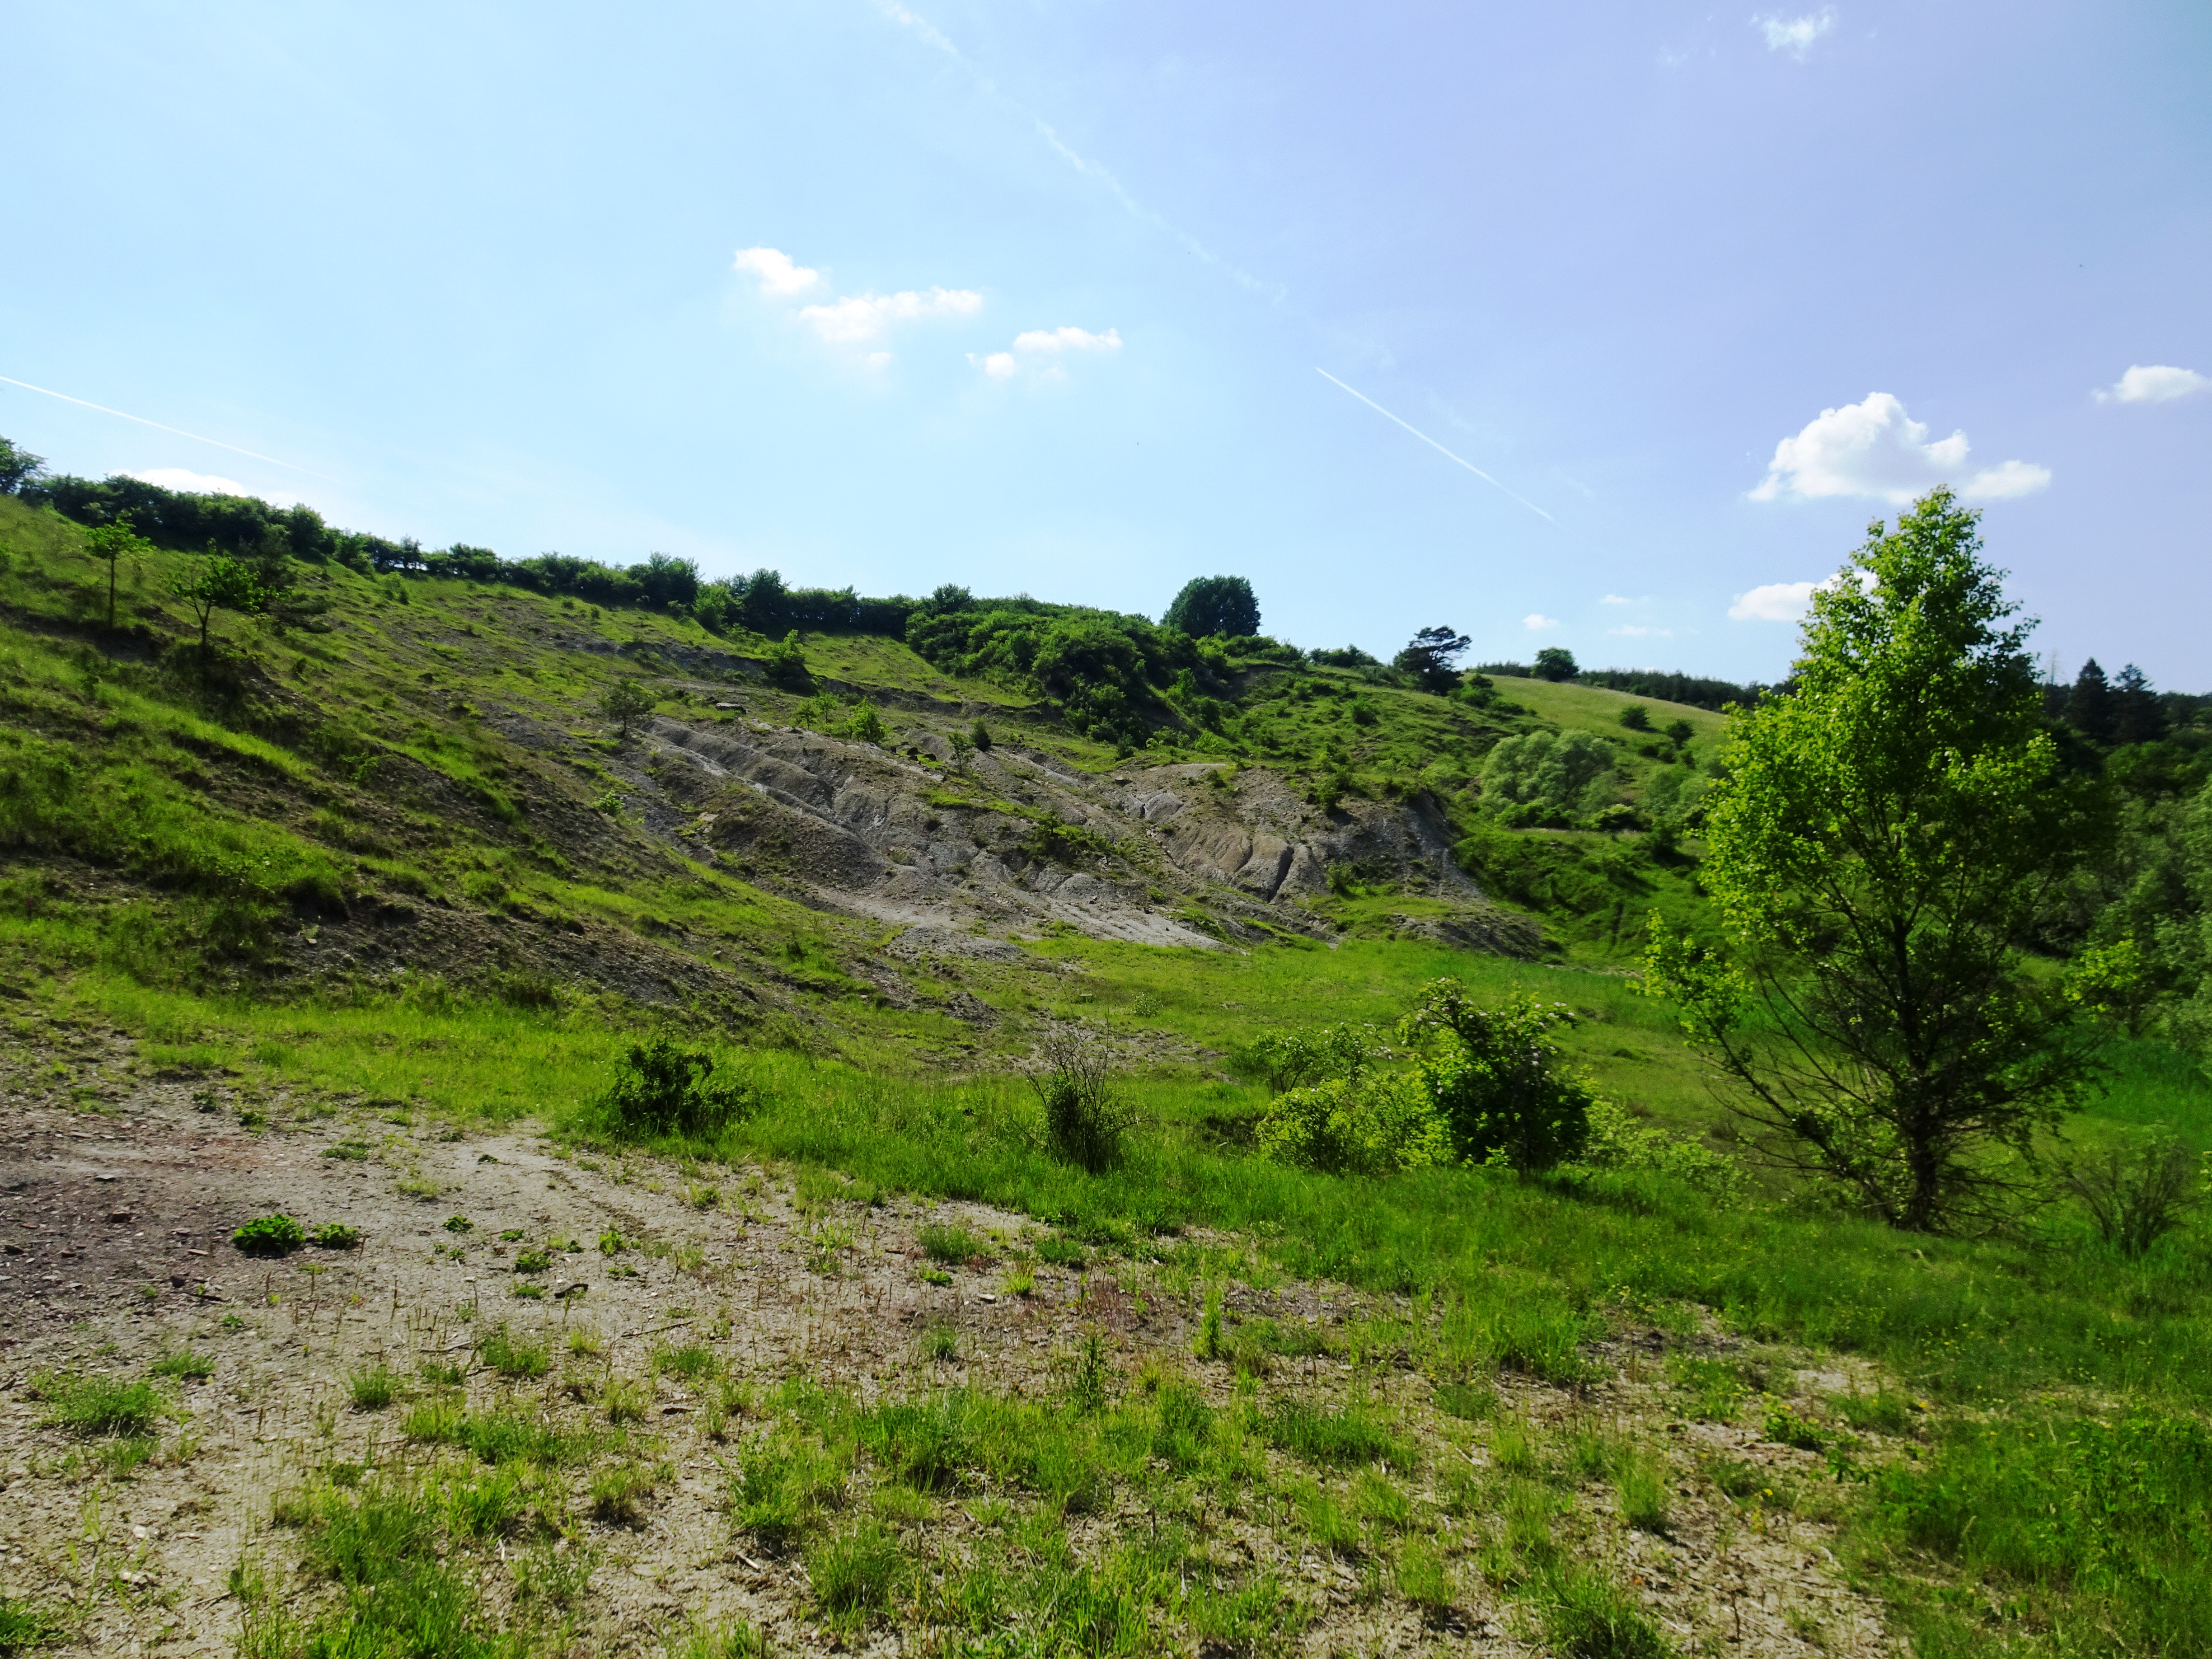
[149,1349,216,1381]
[585,1034,760,1143]
[0,1592,59,1654]
[233,1214,306,1256]
[172,553,269,651]
[31,1371,173,1437]
[1030,1031,1129,1173]
[1401,982,1598,1171]
[808,1518,905,1622]
[764,628,811,690]
[1617,703,1651,732]
[2062,1132,2202,1257]
[0,433,45,495]
[1394,625,1472,694]
[310,1223,362,1249]
[1534,1565,1673,1658]
[919,1223,987,1264]
[477,1325,549,1380]
[843,698,887,745]
[1162,574,1260,639]
[1860,1409,2212,1655]
[347,1368,401,1411]
[907,602,1204,747]
[1532,647,1579,682]
[1261,1396,1407,1466]
[598,676,656,743]
[1479,729,1617,827]
[1645,491,2118,1232]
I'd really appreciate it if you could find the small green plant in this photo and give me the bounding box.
[1762,1402,1832,1453]
[605,1377,651,1424]
[1194,1284,1225,1359]
[32,1372,171,1437]
[1036,1234,1087,1269]
[598,1227,627,1254]
[443,1215,474,1233]
[1536,1566,1673,1659]
[1061,1330,1111,1415]
[1029,1031,1129,1173]
[220,1313,247,1333]
[419,1360,467,1387]
[653,1344,719,1382]
[149,1350,215,1382]
[807,1518,903,1623]
[347,1368,400,1411]
[0,1592,61,1653]
[1262,1396,1406,1467]
[589,1035,759,1141]
[919,1266,952,1287]
[921,1319,959,1362]
[237,1108,267,1130]
[497,1228,526,1242]
[1616,1451,1672,1533]
[321,1139,371,1161]
[232,1214,306,1257]
[310,1223,362,1249]
[918,1222,986,1264]
[589,1462,658,1524]
[512,1247,553,1274]
[478,1326,549,1380]
[567,1327,602,1358]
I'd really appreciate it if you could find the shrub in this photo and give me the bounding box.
[2063,1134,2202,1257]
[232,1214,306,1256]
[1254,1072,1450,1177]
[588,1035,759,1142]
[1029,1031,1129,1174]
[1400,983,1596,1172]
[1618,704,1652,731]
[764,629,811,690]
[310,1223,362,1249]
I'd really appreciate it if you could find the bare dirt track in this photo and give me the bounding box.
[1,1031,1898,1657]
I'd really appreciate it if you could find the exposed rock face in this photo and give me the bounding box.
[629,714,1532,957]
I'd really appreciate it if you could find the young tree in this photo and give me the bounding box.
[173,555,268,651]
[83,515,153,629]
[1394,625,1472,694]
[1532,646,1578,682]
[1645,491,2115,1232]
[1162,575,1260,639]
[599,677,657,745]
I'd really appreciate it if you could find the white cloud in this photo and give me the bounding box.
[1524,613,1560,632]
[1609,624,1672,637]
[1756,9,1834,57]
[1599,593,1642,605]
[1729,568,1873,622]
[1011,325,1121,356]
[2095,364,2210,405]
[1729,580,1819,622]
[970,325,1122,380]
[732,246,821,298]
[1751,391,2051,505]
[796,286,983,344]
[133,467,259,497]
[863,352,892,370]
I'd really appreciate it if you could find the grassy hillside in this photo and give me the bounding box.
[4,487,2212,1656]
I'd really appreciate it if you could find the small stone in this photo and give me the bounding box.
[170,1274,187,1289]
[95,1173,119,1183]
[107,1212,134,1223]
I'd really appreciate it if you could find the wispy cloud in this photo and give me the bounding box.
[1600,593,1643,605]
[0,374,323,475]
[1751,391,2050,504]
[732,246,822,298]
[871,1,1282,301]
[1315,369,1553,522]
[2094,364,2209,405]
[1609,624,1672,637]
[1525,614,1561,632]
[1756,9,1835,58]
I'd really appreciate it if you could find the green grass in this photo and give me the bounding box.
[148,1349,215,1382]
[31,1372,171,1437]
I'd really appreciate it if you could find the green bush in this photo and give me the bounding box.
[1478,729,1617,828]
[232,1214,306,1256]
[586,1035,759,1142]
[310,1223,362,1249]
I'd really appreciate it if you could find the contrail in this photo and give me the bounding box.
[1315,368,1553,522]
[0,374,325,477]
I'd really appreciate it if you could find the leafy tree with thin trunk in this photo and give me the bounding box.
[1644,490,2114,1232]
[599,677,656,745]
[84,516,153,629]
[173,554,267,652]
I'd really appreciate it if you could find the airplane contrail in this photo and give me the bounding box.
[1315,368,1553,522]
[0,374,325,477]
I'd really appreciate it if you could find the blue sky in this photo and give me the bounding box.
[3,1,2206,686]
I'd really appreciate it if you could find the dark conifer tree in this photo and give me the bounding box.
[2111,664,2167,746]
[2067,658,2114,743]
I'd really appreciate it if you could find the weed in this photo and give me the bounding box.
[0,1593,58,1653]
[567,1327,602,1359]
[418,1360,467,1387]
[807,1518,904,1623]
[1002,1261,1036,1297]
[666,1615,773,1658]
[605,1377,651,1423]
[598,1227,627,1255]
[1536,1565,1674,1658]
[1667,1355,1747,1422]
[512,1246,553,1273]
[32,1372,170,1437]
[310,1223,362,1249]
[919,1222,985,1265]
[442,1214,474,1233]
[858,1392,974,1492]
[653,1344,719,1382]
[1762,1402,1831,1453]
[321,1140,371,1161]
[478,1326,549,1380]
[590,1462,658,1524]
[231,1214,305,1257]
[1030,1029,1129,1173]
[731,1434,849,1542]
[1397,1536,1456,1616]
[1616,1451,1672,1533]
[347,1368,400,1411]
[921,1319,960,1363]
[1036,1234,1087,1270]
[1263,1396,1406,1467]
[1435,1379,1496,1420]
[1828,1388,1917,1436]
[148,1350,215,1382]
[1059,1330,1112,1415]
[919,1266,953,1288]
[1193,1283,1225,1359]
